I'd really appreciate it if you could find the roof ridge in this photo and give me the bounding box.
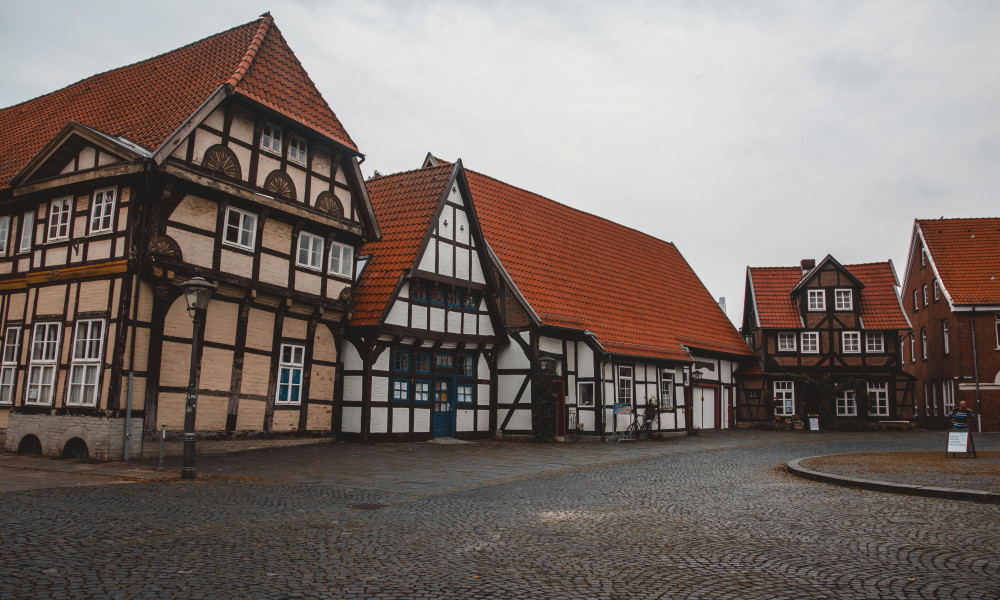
[0,19,260,113]
[226,13,272,89]
[466,167,678,251]
[370,162,454,182]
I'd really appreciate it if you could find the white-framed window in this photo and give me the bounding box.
[801,331,819,354]
[660,370,674,409]
[923,381,931,417]
[288,135,307,165]
[261,124,282,154]
[328,241,353,278]
[912,289,919,311]
[617,365,633,404]
[922,284,928,306]
[459,355,475,377]
[578,381,595,407]
[47,197,72,241]
[0,216,9,256]
[89,187,116,234]
[67,319,104,407]
[834,289,853,311]
[942,320,949,355]
[933,279,940,301]
[457,383,474,404]
[942,380,955,413]
[275,344,304,405]
[910,336,915,363]
[392,379,409,403]
[842,331,860,353]
[0,326,21,404]
[921,328,927,360]
[836,390,856,416]
[296,231,323,270]
[867,381,889,416]
[414,380,430,403]
[777,332,796,352]
[19,212,34,253]
[931,382,938,416]
[26,322,61,406]
[807,289,825,311]
[773,381,794,416]
[223,206,257,250]
[920,247,926,267]
[865,332,884,353]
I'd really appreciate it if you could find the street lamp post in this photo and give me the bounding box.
[179,277,216,480]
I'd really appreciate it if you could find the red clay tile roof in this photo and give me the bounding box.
[748,261,909,330]
[466,170,752,361]
[352,165,454,326]
[918,218,1000,305]
[0,14,355,192]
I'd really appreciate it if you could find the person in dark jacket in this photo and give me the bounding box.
[948,401,976,430]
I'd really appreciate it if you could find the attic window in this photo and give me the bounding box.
[807,290,825,311]
[288,135,307,165]
[261,124,282,155]
[834,289,853,311]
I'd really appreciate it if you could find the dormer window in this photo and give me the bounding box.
[807,290,825,311]
[288,135,307,165]
[834,289,853,311]
[777,332,797,352]
[261,124,282,155]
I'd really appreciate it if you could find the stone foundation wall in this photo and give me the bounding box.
[5,414,144,461]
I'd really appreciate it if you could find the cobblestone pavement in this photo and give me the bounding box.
[801,450,1000,492]
[3,431,999,599]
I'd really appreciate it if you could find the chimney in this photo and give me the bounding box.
[801,259,815,275]
[718,297,727,314]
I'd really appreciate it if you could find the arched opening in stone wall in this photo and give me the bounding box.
[62,437,90,460]
[17,434,42,455]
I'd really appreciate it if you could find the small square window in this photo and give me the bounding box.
[223,207,257,250]
[865,333,884,353]
[261,124,282,155]
[834,289,853,311]
[801,332,819,353]
[411,281,428,302]
[48,197,72,241]
[392,379,409,403]
[807,290,825,311]
[288,135,307,165]
[457,384,474,404]
[392,349,410,372]
[579,382,595,407]
[463,291,478,310]
[429,284,445,305]
[328,241,354,278]
[89,188,116,234]
[414,381,430,403]
[297,232,323,270]
[415,353,431,374]
[842,331,860,353]
[777,332,797,352]
[836,390,857,416]
[459,355,475,377]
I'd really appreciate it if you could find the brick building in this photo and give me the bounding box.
[902,218,1000,432]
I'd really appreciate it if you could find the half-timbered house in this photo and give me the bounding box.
[340,162,504,440]
[345,155,752,440]
[902,218,1000,432]
[739,256,914,427]
[0,14,378,459]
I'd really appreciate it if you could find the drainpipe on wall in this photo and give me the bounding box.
[124,162,152,460]
[970,307,983,432]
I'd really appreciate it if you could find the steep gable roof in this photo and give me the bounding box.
[747,260,909,330]
[916,217,1000,306]
[465,169,752,361]
[352,164,455,326]
[0,13,356,192]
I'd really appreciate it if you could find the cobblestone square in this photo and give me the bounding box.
[2,431,998,599]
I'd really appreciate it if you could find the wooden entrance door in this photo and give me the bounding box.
[433,376,455,438]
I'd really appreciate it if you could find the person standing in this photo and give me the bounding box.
[948,401,976,430]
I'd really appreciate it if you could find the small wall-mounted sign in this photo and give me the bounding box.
[613,403,631,415]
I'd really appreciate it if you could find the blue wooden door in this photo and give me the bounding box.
[433,376,455,438]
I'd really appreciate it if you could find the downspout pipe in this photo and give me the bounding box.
[970,307,983,433]
[124,160,152,460]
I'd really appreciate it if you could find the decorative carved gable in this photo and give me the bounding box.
[263,170,296,201]
[11,122,144,188]
[315,191,344,218]
[201,144,242,180]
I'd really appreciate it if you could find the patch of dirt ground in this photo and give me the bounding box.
[801,452,1000,493]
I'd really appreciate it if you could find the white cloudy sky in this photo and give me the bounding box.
[2,0,998,326]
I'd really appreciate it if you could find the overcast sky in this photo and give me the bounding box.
[3,0,998,326]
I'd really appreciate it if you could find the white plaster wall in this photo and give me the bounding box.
[455,247,470,281]
[220,250,253,278]
[372,377,389,404]
[539,336,562,355]
[294,271,322,296]
[392,409,410,434]
[457,409,474,431]
[385,300,408,326]
[414,409,430,433]
[370,407,388,433]
[438,241,454,278]
[341,406,362,433]
[88,239,112,261]
[167,228,213,268]
[446,311,461,333]
[429,307,445,331]
[418,243,435,272]
[438,210,453,242]
[230,110,254,144]
[471,253,485,284]
[578,410,595,431]
[498,334,530,369]
[505,409,532,431]
[478,383,490,406]
[479,316,494,337]
[373,350,390,372]
[455,209,470,246]
[412,305,428,329]
[463,313,476,333]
